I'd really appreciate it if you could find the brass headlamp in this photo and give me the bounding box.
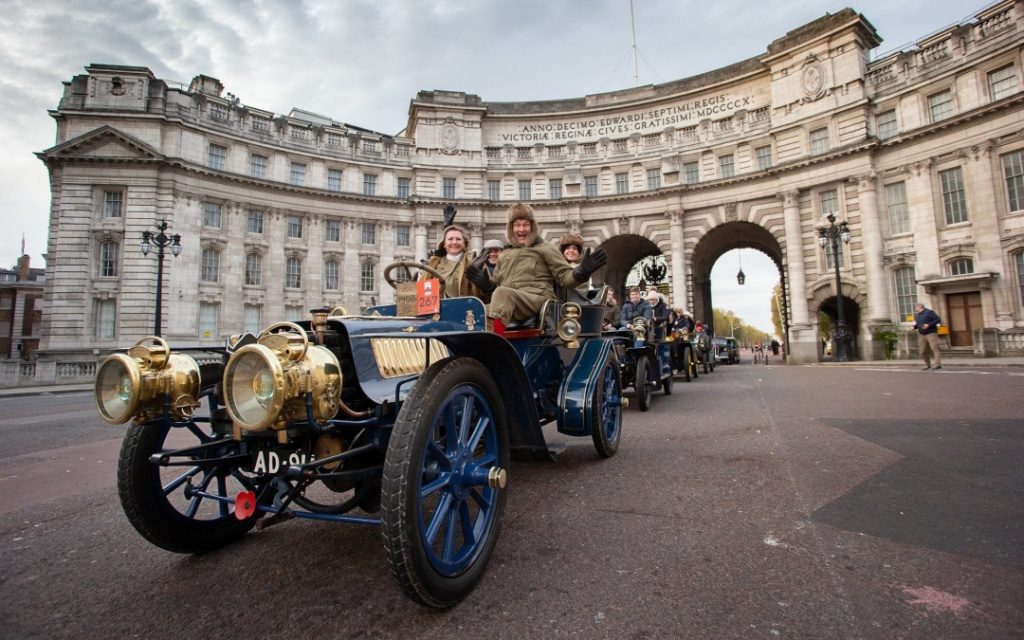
[222,322,342,433]
[556,303,582,348]
[94,336,201,424]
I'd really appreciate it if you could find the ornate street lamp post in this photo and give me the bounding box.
[140,219,182,336]
[817,212,852,361]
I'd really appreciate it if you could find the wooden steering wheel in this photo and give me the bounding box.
[383,260,449,297]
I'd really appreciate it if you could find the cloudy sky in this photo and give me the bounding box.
[0,0,980,328]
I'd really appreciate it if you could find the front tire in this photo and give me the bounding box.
[117,420,258,554]
[635,355,652,412]
[381,357,509,608]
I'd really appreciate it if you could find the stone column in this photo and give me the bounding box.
[854,173,890,323]
[414,222,429,264]
[379,221,396,305]
[667,209,688,310]
[906,160,940,298]
[343,219,361,312]
[779,189,815,363]
[467,222,483,258]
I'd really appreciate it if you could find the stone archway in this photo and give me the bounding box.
[689,222,784,337]
[816,294,862,360]
[597,234,661,300]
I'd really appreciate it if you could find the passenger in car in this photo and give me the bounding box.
[558,232,592,297]
[421,224,482,299]
[602,289,621,330]
[646,290,670,340]
[619,286,652,329]
[465,203,606,330]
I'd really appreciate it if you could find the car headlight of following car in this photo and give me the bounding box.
[95,336,201,424]
[223,322,342,434]
[556,303,582,348]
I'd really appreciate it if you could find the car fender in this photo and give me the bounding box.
[557,338,617,437]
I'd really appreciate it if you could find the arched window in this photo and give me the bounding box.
[201,248,220,283]
[360,260,376,292]
[324,260,339,291]
[949,257,974,276]
[245,253,262,286]
[99,241,119,277]
[286,257,302,288]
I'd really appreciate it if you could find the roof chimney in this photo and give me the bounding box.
[18,255,30,281]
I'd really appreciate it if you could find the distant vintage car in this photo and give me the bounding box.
[609,317,674,411]
[93,259,624,609]
[666,327,699,382]
[712,337,731,364]
[723,337,740,364]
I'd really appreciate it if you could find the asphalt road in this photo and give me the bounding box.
[0,363,1021,639]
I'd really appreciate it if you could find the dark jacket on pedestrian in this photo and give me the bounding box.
[648,299,670,340]
[603,302,621,329]
[913,307,941,335]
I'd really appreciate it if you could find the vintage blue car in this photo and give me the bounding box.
[94,261,624,608]
[609,317,674,412]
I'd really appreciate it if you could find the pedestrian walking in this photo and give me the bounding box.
[912,302,943,370]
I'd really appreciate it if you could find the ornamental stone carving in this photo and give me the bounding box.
[800,57,827,101]
[439,119,461,155]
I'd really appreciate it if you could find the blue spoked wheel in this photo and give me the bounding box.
[117,420,258,554]
[591,358,623,458]
[382,357,509,608]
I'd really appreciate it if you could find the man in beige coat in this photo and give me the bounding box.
[466,203,606,329]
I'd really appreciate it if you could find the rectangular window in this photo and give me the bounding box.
[755,146,772,170]
[485,147,501,160]
[396,225,411,247]
[719,154,735,178]
[247,209,264,234]
[361,139,380,153]
[581,143,597,156]
[487,180,501,201]
[548,178,562,199]
[549,146,563,158]
[250,154,267,178]
[397,177,411,198]
[1017,252,1024,306]
[1002,150,1024,212]
[949,258,974,276]
[203,202,222,229]
[201,249,219,283]
[198,303,218,339]
[363,174,377,196]
[684,162,700,184]
[615,173,629,194]
[103,191,123,218]
[250,116,270,132]
[988,64,1018,100]
[96,300,116,340]
[243,304,262,334]
[324,261,339,290]
[443,177,456,199]
[876,110,898,140]
[819,189,839,216]
[208,144,226,170]
[285,257,302,288]
[99,242,119,277]
[894,266,917,319]
[939,167,968,224]
[361,222,376,245]
[360,261,375,292]
[327,168,343,192]
[646,169,661,190]
[584,176,598,197]
[287,215,303,239]
[824,237,844,272]
[518,179,531,201]
[245,253,262,286]
[325,219,341,242]
[928,90,954,122]
[613,139,628,153]
[884,182,910,235]
[290,162,306,186]
[809,128,829,155]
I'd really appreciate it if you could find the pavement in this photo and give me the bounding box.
[1,354,1021,399]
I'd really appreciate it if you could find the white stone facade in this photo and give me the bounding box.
[38,3,1024,362]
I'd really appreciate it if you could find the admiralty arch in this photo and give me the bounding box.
[36,2,1024,364]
